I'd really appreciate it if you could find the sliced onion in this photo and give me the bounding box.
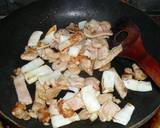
[60,35,70,43]
[113,103,135,125]
[38,70,61,85]
[51,114,80,128]
[24,65,53,84]
[28,31,43,47]
[123,79,152,92]
[21,58,44,73]
[78,21,87,30]
[63,92,75,100]
[81,85,101,113]
[68,45,82,57]
[40,32,54,44]
[101,70,115,93]
[68,86,79,93]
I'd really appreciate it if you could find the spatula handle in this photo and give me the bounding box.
[137,52,160,87]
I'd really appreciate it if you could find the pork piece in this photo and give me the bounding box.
[98,93,113,105]
[78,109,90,120]
[84,77,100,91]
[39,48,60,63]
[97,46,109,60]
[21,47,38,61]
[79,56,93,75]
[99,63,111,71]
[66,22,80,33]
[13,74,32,105]
[65,93,84,111]
[54,29,70,43]
[52,59,68,71]
[49,100,59,116]
[12,102,30,120]
[58,31,84,51]
[98,101,121,122]
[111,68,127,99]
[121,67,134,80]
[84,19,113,38]
[94,44,123,69]
[91,38,108,48]
[58,99,75,118]
[113,103,135,125]
[132,64,147,80]
[37,107,51,125]
[67,64,81,75]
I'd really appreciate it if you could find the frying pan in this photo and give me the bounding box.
[0,0,160,128]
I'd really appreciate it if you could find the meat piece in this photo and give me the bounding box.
[98,101,121,122]
[91,38,108,48]
[12,102,31,120]
[67,64,81,75]
[122,74,133,80]
[99,63,111,71]
[49,100,59,116]
[79,56,93,75]
[52,59,68,71]
[21,47,38,61]
[58,31,84,51]
[84,77,100,91]
[78,109,90,120]
[13,74,32,105]
[84,19,113,38]
[94,44,122,69]
[111,68,127,99]
[113,103,135,125]
[98,93,113,105]
[132,64,147,80]
[66,22,80,33]
[65,93,84,111]
[97,46,109,60]
[58,99,75,118]
[37,107,51,125]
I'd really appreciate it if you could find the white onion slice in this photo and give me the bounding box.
[28,31,43,47]
[78,21,87,29]
[123,79,152,92]
[24,65,53,84]
[113,103,135,125]
[38,70,61,85]
[21,58,44,73]
[51,114,80,128]
[68,45,82,57]
[60,35,70,43]
[68,86,79,93]
[81,85,100,113]
[40,32,54,44]
[63,92,75,100]
[101,70,115,93]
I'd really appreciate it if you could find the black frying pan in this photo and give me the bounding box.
[0,0,160,128]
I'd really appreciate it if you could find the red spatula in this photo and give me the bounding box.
[113,17,160,87]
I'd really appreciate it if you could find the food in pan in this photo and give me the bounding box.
[11,19,152,128]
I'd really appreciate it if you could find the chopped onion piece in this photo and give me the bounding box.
[89,112,98,122]
[63,92,75,100]
[81,85,101,113]
[113,103,135,125]
[28,31,43,47]
[24,65,53,84]
[68,86,79,93]
[78,21,87,29]
[68,45,82,57]
[123,79,152,92]
[51,114,80,128]
[40,32,54,44]
[60,35,70,43]
[101,70,115,93]
[38,70,61,85]
[21,58,44,73]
